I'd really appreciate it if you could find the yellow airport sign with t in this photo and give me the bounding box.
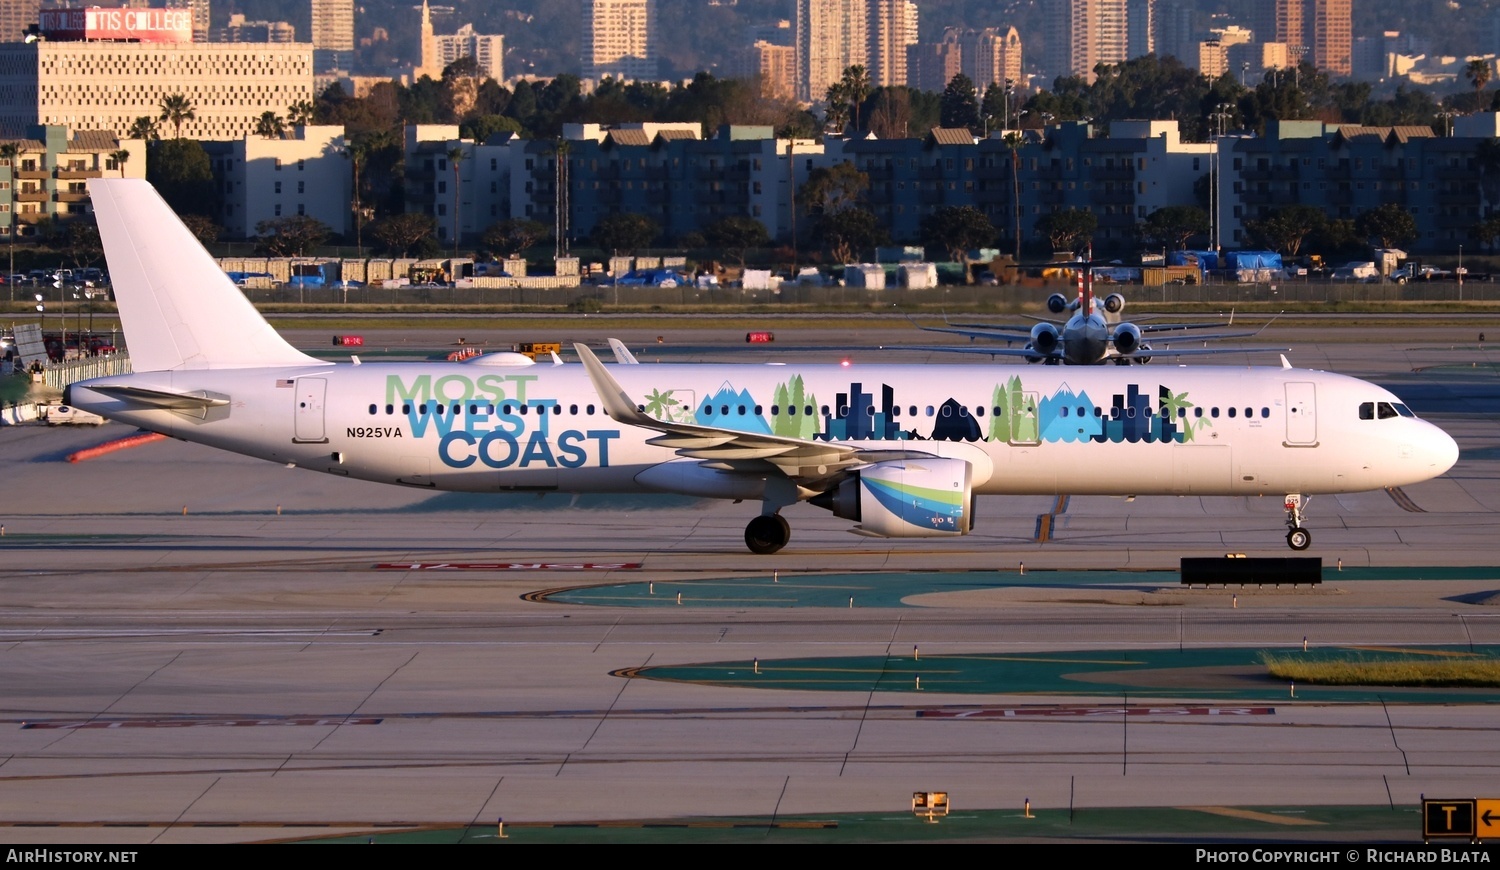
[1424,798,1476,842]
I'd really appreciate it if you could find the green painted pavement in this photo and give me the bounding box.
[297,804,1424,843]
[545,567,1500,609]
[631,645,1500,704]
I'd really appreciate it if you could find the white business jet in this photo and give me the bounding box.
[67,180,1458,554]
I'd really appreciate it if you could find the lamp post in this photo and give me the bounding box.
[1209,103,1233,254]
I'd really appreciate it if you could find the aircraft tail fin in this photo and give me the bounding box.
[88,179,322,372]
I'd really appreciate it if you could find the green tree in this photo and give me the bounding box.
[703,215,770,266]
[1243,205,1325,256]
[1002,131,1025,259]
[1036,208,1098,253]
[812,207,887,264]
[255,216,330,257]
[146,138,217,217]
[591,212,659,254]
[372,212,438,257]
[940,73,980,132]
[127,116,159,141]
[1354,202,1418,249]
[1139,205,1210,251]
[798,161,869,217]
[158,93,195,140]
[483,218,550,257]
[920,205,996,265]
[822,82,850,136]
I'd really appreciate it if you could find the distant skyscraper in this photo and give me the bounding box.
[796,0,868,102]
[730,40,796,100]
[582,0,657,81]
[1127,0,1154,58]
[0,0,40,43]
[1153,0,1197,65]
[164,0,210,43]
[867,0,917,88]
[962,26,1023,93]
[437,24,504,82]
[310,0,354,73]
[1252,0,1347,75]
[906,39,962,94]
[1050,0,1130,81]
[413,0,441,79]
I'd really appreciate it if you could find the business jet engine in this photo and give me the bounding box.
[809,458,974,538]
[1112,321,1143,355]
[1102,293,1125,314]
[1046,293,1070,314]
[1029,322,1061,356]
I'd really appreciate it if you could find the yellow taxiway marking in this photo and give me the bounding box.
[1180,807,1324,826]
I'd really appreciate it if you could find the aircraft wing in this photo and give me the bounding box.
[915,323,1035,343]
[899,344,1048,360]
[1123,344,1291,359]
[576,343,901,488]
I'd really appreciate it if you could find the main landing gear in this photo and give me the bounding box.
[1284,493,1311,551]
[745,514,790,555]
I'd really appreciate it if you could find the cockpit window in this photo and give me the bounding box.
[1361,401,1412,420]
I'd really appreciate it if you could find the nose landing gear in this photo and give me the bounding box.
[1284,494,1311,550]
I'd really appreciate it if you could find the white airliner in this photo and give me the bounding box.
[67,180,1459,554]
[916,256,1277,365]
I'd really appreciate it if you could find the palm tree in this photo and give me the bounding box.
[253,111,286,139]
[0,142,16,301]
[127,116,159,141]
[839,65,871,132]
[109,149,130,178]
[287,100,316,127]
[158,93,195,140]
[344,139,369,258]
[1468,59,1492,111]
[446,145,465,258]
[1003,132,1024,260]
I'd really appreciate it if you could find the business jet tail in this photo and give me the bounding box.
[88,178,322,372]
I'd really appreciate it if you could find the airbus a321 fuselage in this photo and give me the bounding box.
[68,180,1459,554]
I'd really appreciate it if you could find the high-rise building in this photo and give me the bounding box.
[1127,0,1154,59]
[437,25,503,82]
[310,0,355,73]
[582,0,657,82]
[1050,0,1130,82]
[219,15,295,43]
[866,0,917,88]
[162,0,210,42]
[796,0,867,102]
[906,39,962,94]
[0,40,314,140]
[412,0,442,80]
[1309,0,1351,76]
[1153,0,1198,65]
[730,40,796,101]
[1252,0,1348,76]
[962,26,1023,93]
[0,0,39,44]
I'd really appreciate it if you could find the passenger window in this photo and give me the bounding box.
[368,404,376,414]
[1211,407,1220,418]
[587,404,595,415]
[941,405,951,417]
[1228,407,1237,418]
[570,404,577,414]
[771,405,780,415]
[519,405,528,415]
[1261,408,1269,418]
[891,406,900,418]
[402,403,411,414]
[385,404,394,414]
[1061,407,1070,417]
[755,405,762,415]
[974,406,984,417]
[925,406,935,416]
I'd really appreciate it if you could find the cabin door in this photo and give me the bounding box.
[1283,382,1317,446]
[293,377,328,443]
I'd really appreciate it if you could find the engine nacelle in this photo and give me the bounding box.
[1112,322,1143,356]
[810,458,973,538]
[1103,292,1125,314]
[1029,322,1061,356]
[1046,293,1070,314]
[1135,343,1152,364]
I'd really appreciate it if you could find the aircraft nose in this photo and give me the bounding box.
[1430,424,1460,475]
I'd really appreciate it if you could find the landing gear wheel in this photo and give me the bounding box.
[1287,527,1311,551]
[745,515,790,555]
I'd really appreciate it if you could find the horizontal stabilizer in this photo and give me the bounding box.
[89,384,230,411]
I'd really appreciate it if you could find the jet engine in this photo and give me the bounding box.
[1046,293,1070,314]
[1112,322,1143,355]
[1103,293,1125,314]
[809,458,973,538]
[1029,322,1061,356]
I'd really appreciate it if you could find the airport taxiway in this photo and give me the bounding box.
[0,328,1497,843]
